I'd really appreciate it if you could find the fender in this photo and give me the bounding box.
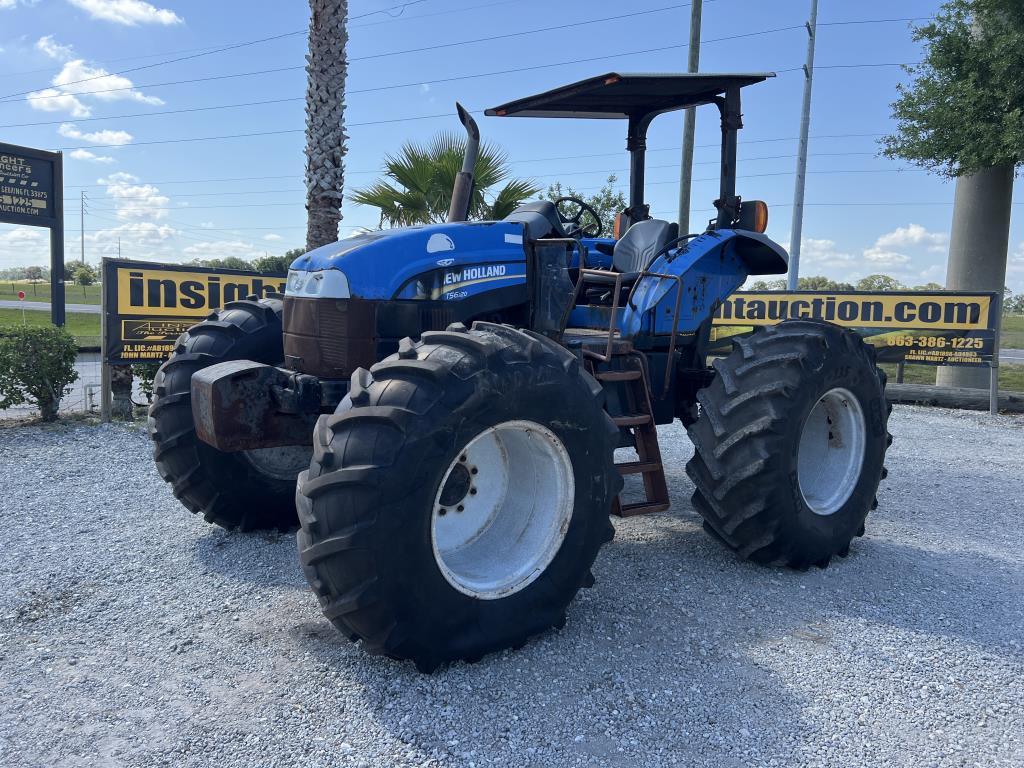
[621,229,788,338]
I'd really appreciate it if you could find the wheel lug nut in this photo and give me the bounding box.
[470,488,477,495]
[457,504,465,512]
[470,467,478,475]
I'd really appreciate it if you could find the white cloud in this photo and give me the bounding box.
[0,226,51,268]
[874,223,948,254]
[183,240,265,261]
[69,148,115,163]
[26,88,91,118]
[262,233,283,242]
[36,35,75,61]
[67,0,182,25]
[800,237,856,269]
[25,59,163,117]
[101,172,170,220]
[862,248,912,268]
[54,60,163,104]
[59,122,133,146]
[1,0,39,8]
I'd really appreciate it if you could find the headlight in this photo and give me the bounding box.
[286,268,350,299]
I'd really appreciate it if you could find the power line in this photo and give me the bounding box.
[1,1,693,102]
[59,144,890,192]
[4,5,740,107]
[0,0,429,100]
[0,0,531,83]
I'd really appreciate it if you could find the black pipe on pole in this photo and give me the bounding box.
[50,152,65,327]
[715,87,741,229]
[447,102,480,223]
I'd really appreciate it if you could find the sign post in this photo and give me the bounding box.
[0,142,64,326]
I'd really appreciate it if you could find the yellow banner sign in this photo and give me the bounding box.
[103,258,287,364]
[115,265,286,317]
[713,292,991,331]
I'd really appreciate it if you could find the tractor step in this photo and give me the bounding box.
[594,369,643,382]
[616,461,662,475]
[617,501,671,517]
[611,414,653,427]
[588,352,670,518]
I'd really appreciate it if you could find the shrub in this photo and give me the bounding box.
[131,362,160,402]
[0,326,79,421]
[73,263,97,286]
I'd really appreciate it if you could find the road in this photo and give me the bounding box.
[0,299,100,313]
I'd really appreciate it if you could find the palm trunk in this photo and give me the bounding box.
[305,0,349,251]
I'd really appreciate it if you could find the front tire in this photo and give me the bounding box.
[686,319,891,569]
[296,322,621,672]
[149,297,309,531]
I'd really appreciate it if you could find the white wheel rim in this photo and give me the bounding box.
[797,387,867,516]
[431,420,575,600]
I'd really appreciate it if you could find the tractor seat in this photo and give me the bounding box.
[503,200,567,240]
[587,219,679,285]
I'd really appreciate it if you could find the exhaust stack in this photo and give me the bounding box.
[446,102,480,223]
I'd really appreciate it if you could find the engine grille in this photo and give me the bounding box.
[282,296,377,379]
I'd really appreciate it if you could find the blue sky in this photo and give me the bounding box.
[0,0,1021,290]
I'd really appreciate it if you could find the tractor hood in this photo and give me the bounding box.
[286,221,529,302]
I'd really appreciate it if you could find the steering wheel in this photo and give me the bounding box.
[553,196,603,238]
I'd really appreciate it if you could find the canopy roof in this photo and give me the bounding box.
[485,72,774,120]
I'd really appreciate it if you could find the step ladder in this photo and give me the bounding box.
[591,354,670,517]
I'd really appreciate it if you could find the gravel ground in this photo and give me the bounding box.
[1,405,1022,768]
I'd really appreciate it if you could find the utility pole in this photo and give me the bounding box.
[787,0,818,290]
[80,191,87,266]
[676,0,703,234]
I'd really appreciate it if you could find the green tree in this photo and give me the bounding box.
[748,276,854,291]
[253,253,294,275]
[797,275,856,291]
[0,326,79,421]
[544,175,628,236]
[24,266,44,282]
[881,0,1024,176]
[351,133,540,227]
[187,257,253,271]
[913,282,945,290]
[856,274,906,291]
[1004,291,1024,314]
[73,263,97,286]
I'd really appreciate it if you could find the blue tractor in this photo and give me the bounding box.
[150,73,891,671]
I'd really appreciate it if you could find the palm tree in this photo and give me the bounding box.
[304,0,348,251]
[351,133,540,228]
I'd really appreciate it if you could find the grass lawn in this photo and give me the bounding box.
[1001,314,1024,349]
[0,281,101,305]
[880,362,1024,392]
[0,308,100,346]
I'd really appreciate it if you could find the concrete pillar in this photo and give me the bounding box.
[936,163,1014,389]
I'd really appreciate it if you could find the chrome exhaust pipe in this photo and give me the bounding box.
[447,102,480,223]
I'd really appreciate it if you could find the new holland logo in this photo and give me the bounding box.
[443,264,507,286]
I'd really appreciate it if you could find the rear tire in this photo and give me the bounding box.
[686,319,891,569]
[296,322,621,671]
[148,297,309,531]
